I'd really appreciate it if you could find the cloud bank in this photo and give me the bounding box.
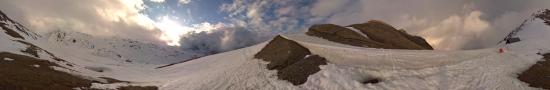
[179,26,261,54]
[0,0,164,43]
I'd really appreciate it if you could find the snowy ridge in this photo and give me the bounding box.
[43,30,202,64]
[0,11,40,40]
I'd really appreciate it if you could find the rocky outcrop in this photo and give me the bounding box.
[255,35,327,85]
[396,29,433,49]
[349,20,431,50]
[255,36,312,70]
[535,9,550,26]
[0,52,93,90]
[277,55,327,85]
[306,24,392,48]
[307,20,433,50]
[518,53,550,89]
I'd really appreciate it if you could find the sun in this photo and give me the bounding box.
[155,16,190,46]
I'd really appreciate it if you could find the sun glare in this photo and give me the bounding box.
[155,16,190,46]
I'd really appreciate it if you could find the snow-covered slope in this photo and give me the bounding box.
[3,8,550,90]
[44,30,202,64]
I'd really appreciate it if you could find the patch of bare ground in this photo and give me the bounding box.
[518,53,550,89]
[0,52,159,90]
[0,52,93,90]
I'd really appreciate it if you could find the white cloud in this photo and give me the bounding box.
[149,0,165,3]
[179,25,261,54]
[179,0,191,5]
[154,15,226,46]
[0,0,209,46]
[0,0,161,43]
[418,11,490,50]
[221,0,313,37]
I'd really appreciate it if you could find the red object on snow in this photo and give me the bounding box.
[499,48,504,53]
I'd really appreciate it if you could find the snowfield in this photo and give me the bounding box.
[2,11,550,90]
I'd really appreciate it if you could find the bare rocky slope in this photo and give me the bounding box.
[307,20,433,50]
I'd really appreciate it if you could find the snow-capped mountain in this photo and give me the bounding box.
[2,9,550,90]
[44,30,202,64]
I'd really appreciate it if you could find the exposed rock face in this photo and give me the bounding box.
[255,35,312,70]
[307,20,433,50]
[535,9,550,26]
[349,20,431,50]
[0,52,94,90]
[517,53,550,89]
[278,55,327,85]
[396,29,434,49]
[306,24,391,48]
[255,35,327,85]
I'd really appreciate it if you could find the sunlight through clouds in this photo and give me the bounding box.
[155,16,190,46]
[154,16,226,46]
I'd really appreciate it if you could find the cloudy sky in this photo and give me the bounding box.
[1,0,550,51]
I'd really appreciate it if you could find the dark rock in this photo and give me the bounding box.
[535,9,550,26]
[306,24,390,48]
[0,23,24,39]
[117,86,158,90]
[397,29,433,49]
[517,53,550,89]
[254,35,328,85]
[305,20,433,50]
[498,20,528,45]
[255,35,311,70]
[361,78,381,84]
[349,20,429,50]
[506,37,521,44]
[278,55,327,85]
[98,77,130,84]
